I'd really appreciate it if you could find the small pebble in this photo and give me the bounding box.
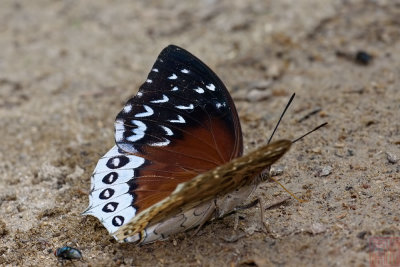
[357,231,369,239]
[0,220,8,236]
[334,143,345,148]
[355,51,373,65]
[310,223,326,235]
[386,152,398,164]
[319,166,333,177]
[247,89,272,102]
[245,80,272,90]
[267,63,281,78]
[361,184,370,189]
[245,225,257,235]
[347,149,354,156]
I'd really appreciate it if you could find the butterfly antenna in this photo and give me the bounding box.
[269,176,305,203]
[292,122,328,144]
[266,98,327,203]
[271,122,327,203]
[267,93,296,144]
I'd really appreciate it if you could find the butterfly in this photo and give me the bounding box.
[83,45,293,244]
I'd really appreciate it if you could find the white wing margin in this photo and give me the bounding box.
[83,146,145,234]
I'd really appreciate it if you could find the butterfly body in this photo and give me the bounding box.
[83,45,291,244]
[123,183,256,244]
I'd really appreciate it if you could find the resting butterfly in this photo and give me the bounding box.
[83,45,292,244]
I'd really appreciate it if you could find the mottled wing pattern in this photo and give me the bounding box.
[115,140,291,241]
[84,45,243,235]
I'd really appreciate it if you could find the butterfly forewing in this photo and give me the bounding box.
[114,140,291,240]
[84,45,243,235]
[113,45,243,213]
[115,45,242,158]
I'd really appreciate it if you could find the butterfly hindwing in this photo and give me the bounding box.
[114,140,291,241]
[83,146,145,234]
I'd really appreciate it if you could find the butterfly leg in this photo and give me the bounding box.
[257,197,270,235]
[234,198,259,211]
[215,184,257,218]
[134,201,217,244]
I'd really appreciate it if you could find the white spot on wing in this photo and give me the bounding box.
[103,190,110,198]
[114,217,122,225]
[161,126,173,136]
[146,79,152,83]
[103,173,117,184]
[216,102,226,109]
[91,183,129,199]
[107,205,137,233]
[171,86,179,91]
[150,95,169,103]
[150,138,170,147]
[135,105,154,117]
[194,87,204,93]
[117,143,138,154]
[168,74,177,80]
[181,69,189,74]
[152,68,159,72]
[137,92,143,97]
[168,115,185,123]
[87,192,136,233]
[94,169,132,190]
[106,203,117,212]
[206,84,216,91]
[123,104,132,113]
[175,104,194,110]
[90,146,145,190]
[87,186,128,212]
[111,157,120,167]
[115,121,125,142]
[126,120,147,142]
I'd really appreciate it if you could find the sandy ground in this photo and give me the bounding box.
[0,0,399,266]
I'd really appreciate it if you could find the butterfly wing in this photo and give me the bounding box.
[84,45,243,234]
[114,140,291,241]
[113,45,243,213]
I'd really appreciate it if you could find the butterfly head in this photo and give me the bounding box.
[258,166,272,182]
